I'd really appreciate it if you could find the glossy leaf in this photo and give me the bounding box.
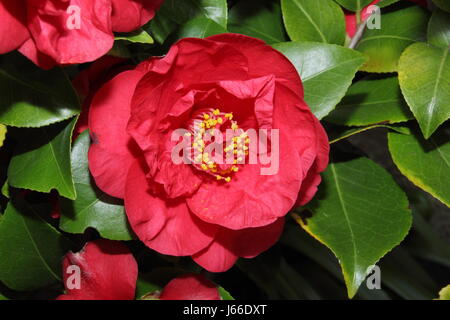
[302,157,412,298]
[0,199,70,291]
[150,0,228,44]
[281,0,346,45]
[326,77,413,126]
[0,53,80,128]
[174,17,227,40]
[334,0,372,11]
[273,42,366,119]
[428,9,450,49]
[8,118,76,200]
[398,42,450,138]
[228,0,287,44]
[388,127,450,207]
[356,5,429,73]
[59,131,134,240]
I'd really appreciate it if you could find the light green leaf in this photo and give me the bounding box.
[218,287,234,300]
[0,53,80,128]
[281,0,346,45]
[302,157,412,298]
[437,285,450,300]
[150,0,228,43]
[334,0,372,12]
[228,0,287,44]
[326,77,413,126]
[356,5,429,73]
[273,42,366,119]
[0,199,70,291]
[398,42,450,138]
[428,9,450,49]
[115,29,154,44]
[0,124,6,148]
[174,17,227,39]
[8,118,76,200]
[388,127,450,207]
[59,131,133,240]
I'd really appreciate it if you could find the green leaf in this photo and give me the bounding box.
[388,127,450,207]
[428,9,450,49]
[433,0,450,13]
[281,0,346,45]
[406,211,450,268]
[0,124,6,148]
[325,77,413,126]
[228,0,287,44]
[356,5,429,73]
[8,118,76,200]
[334,0,372,12]
[273,42,366,119]
[437,285,450,300]
[0,198,70,291]
[115,29,154,44]
[329,124,409,144]
[302,157,412,298]
[59,131,133,240]
[150,0,228,43]
[218,287,234,300]
[0,53,80,128]
[398,43,450,138]
[174,17,227,39]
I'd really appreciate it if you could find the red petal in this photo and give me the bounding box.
[160,274,220,300]
[0,0,29,54]
[26,0,114,64]
[18,38,56,70]
[57,239,137,300]
[125,160,217,256]
[111,0,163,32]
[88,70,144,198]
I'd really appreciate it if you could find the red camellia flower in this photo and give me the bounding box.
[0,0,163,69]
[159,274,221,300]
[345,0,428,38]
[88,34,329,272]
[57,239,138,300]
[57,240,221,300]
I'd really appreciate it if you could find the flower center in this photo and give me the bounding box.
[186,108,250,182]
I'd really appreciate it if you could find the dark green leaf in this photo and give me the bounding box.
[281,0,346,45]
[398,43,450,138]
[273,42,366,119]
[329,124,409,144]
[228,0,287,44]
[433,0,450,13]
[303,157,412,298]
[388,127,450,207]
[356,5,429,73]
[428,9,450,49]
[59,131,133,240]
[174,17,227,39]
[0,53,80,128]
[0,198,70,291]
[8,118,76,200]
[326,77,413,126]
[150,0,227,43]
